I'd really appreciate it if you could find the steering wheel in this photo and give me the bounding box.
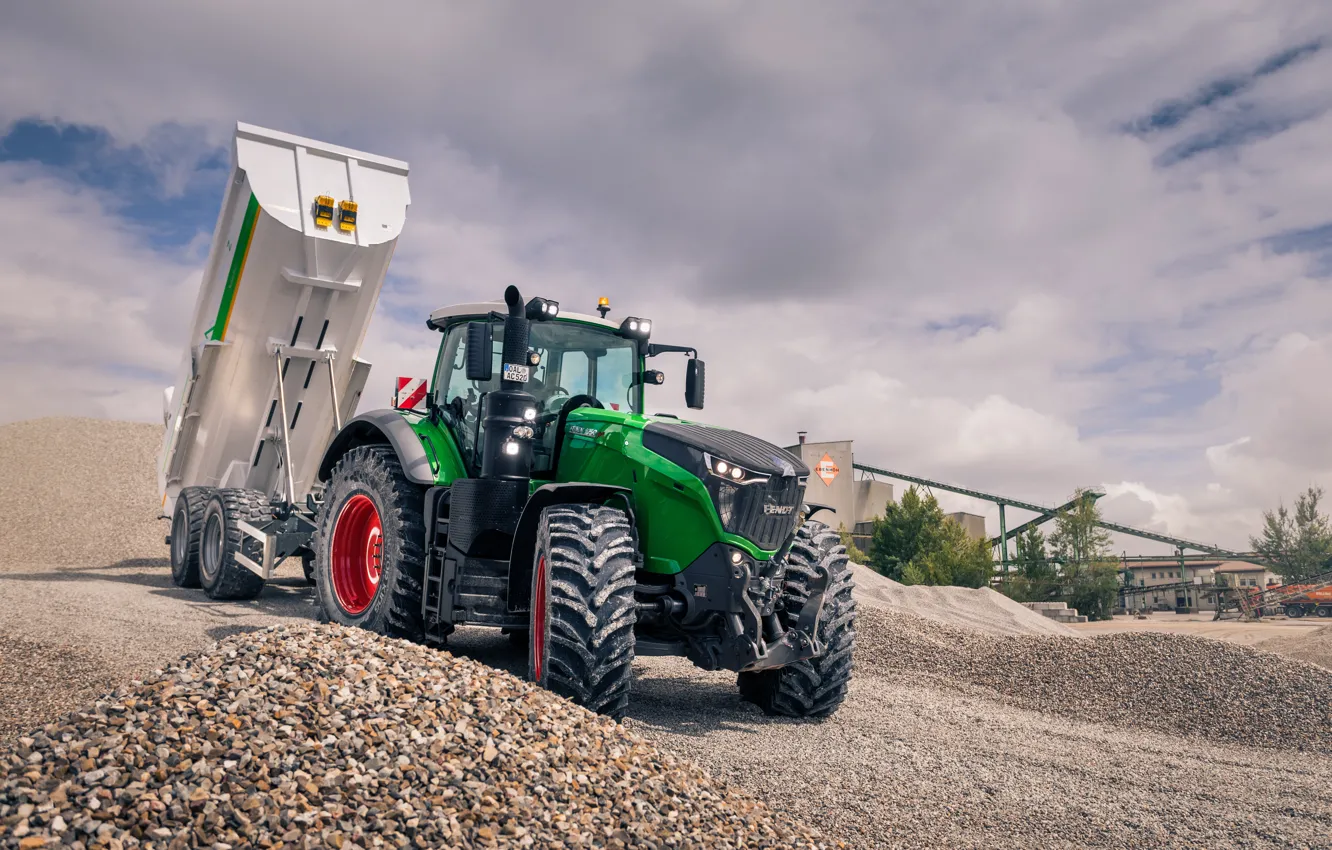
[557,394,604,418]
[535,387,577,427]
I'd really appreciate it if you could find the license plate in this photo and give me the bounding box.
[502,363,530,382]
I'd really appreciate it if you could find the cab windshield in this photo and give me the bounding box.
[436,319,641,472]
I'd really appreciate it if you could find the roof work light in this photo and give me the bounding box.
[525,297,560,321]
[619,316,652,339]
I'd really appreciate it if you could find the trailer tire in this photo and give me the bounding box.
[528,504,637,719]
[737,520,856,719]
[1317,605,1332,618]
[199,489,271,601]
[169,487,211,589]
[1286,604,1306,618]
[312,445,427,642]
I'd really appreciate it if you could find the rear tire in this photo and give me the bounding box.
[199,488,270,601]
[737,520,857,719]
[1286,604,1306,618]
[312,445,427,641]
[528,504,637,719]
[1317,605,1332,618]
[169,487,211,589]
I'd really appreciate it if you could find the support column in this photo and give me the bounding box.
[999,503,1009,570]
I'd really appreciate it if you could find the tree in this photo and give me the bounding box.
[867,486,939,581]
[1002,526,1059,603]
[867,486,992,588]
[837,522,868,564]
[1250,486,1332,581]
[1047,488,1119,620]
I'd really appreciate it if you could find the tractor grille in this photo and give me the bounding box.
[714,474,805,551]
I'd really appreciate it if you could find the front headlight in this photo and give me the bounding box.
[705,453,766,485]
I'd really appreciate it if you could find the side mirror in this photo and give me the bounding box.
[685,359,705,410]
[465,322,493,381]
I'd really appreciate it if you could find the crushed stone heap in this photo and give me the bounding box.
[0,624,837,850]
[857,607,1332,755]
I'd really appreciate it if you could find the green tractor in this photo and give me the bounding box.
[311,286,857,719]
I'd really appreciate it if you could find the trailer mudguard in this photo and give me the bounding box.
[506,483,635,612]
[318,410,435,485]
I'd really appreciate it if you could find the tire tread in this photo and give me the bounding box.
[537,505,637,719]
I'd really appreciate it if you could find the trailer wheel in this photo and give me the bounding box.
[528,504,637,719]
[198,489,271,601]
[1317,605,1332,618]
[1286,604,1306,618]
[737,520,857,719]
[169,487,211,589]
[312,445,427,641]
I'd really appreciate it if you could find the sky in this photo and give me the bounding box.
[1,1,1329,554]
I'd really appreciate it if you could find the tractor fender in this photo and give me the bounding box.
[507,483,635,612]
[317,410,435,486]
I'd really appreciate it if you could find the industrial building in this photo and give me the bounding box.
[784,434,987,555]
[1119,560,1282,612]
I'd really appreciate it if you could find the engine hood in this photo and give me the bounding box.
[640,420,809,479]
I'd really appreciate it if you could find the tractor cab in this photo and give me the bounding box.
[427,301,647,476]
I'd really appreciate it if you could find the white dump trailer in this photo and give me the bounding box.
[157,122,410,597]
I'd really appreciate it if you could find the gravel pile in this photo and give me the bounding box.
[0,624,835,850]
[1260,624,1332,671]
[857,607,1332,754]
[849,563,1076,636]
[0,417,165,570]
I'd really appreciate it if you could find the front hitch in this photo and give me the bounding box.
[735,560,829,672]
[665,542,832,673]
[718,558,828,672]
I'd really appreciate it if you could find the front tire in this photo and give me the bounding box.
[198,488,270,601]
[312,445,427,641]
[737,520,857,718]
[169,487,211,589]
[528,504,637,719]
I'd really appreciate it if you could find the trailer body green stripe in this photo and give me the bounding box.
[207,193,260,341]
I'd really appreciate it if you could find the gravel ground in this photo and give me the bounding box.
[0,636,120,746]
[0,625,833,850]
[5,416,1332,849]
[624,659,1332,850]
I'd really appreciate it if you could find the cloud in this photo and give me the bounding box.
[0,0,1330,551]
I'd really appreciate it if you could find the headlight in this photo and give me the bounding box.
[708,454,760,483]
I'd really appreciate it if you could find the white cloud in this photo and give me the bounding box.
[0,164,199,423]
[0,1,1329,551]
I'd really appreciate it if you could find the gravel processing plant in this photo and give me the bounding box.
[2,417,1331,849]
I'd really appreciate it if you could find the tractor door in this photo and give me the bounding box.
[435,321,502,474]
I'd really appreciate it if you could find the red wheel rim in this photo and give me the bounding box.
[532,554,548,682]
[331,494,383,615]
